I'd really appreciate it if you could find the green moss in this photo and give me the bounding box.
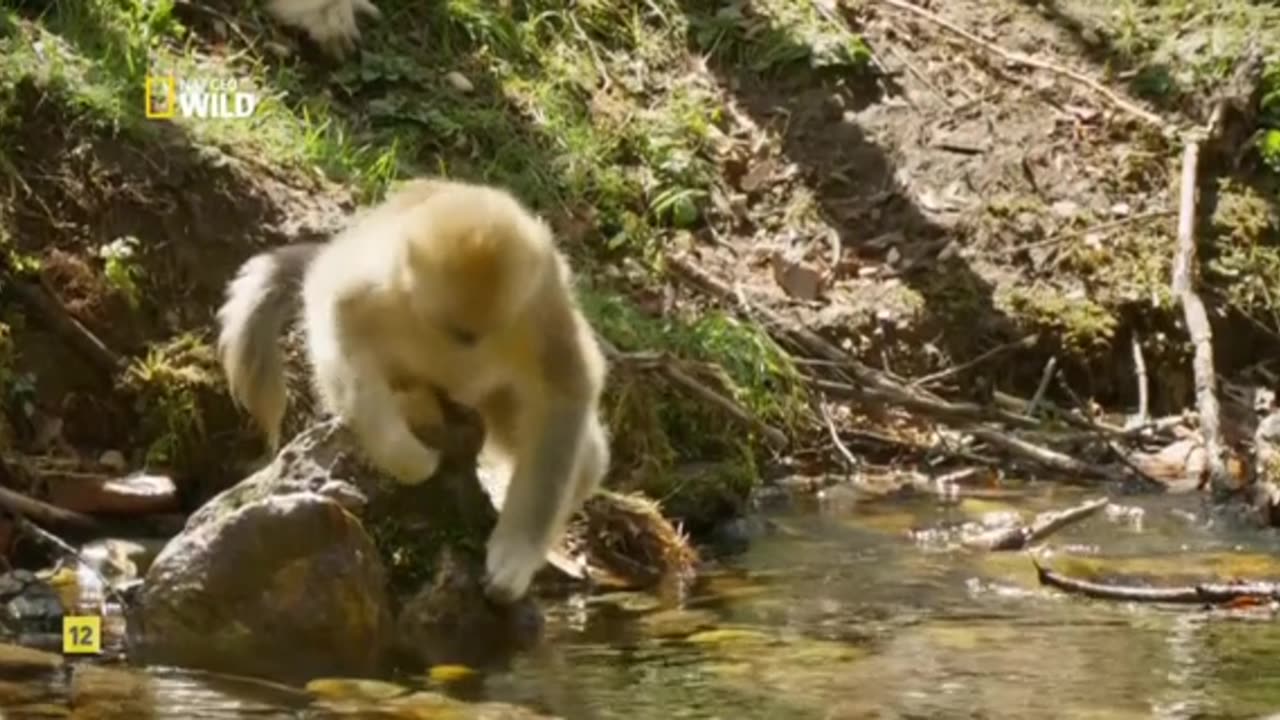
[1206,180,1280,319]
[120,333,221,472]
[998,286,1118,357]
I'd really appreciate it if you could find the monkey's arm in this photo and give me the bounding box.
[484,296,606,602]
[305,300,441,485]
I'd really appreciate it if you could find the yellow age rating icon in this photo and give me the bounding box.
[62,615,102,655]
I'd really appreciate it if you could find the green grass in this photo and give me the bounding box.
[0,0,864,524]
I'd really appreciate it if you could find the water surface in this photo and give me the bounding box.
[9,482,1280,719]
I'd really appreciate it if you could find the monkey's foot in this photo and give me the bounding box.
[483,535,546,604]
[265,0,381,57]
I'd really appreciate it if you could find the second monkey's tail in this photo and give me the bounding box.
[216,242,322,451]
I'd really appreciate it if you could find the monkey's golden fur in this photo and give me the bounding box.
[216,177,610,602]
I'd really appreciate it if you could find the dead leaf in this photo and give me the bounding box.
[770,252,826,301]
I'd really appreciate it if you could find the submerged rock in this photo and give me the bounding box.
[0,570,64,637]
[130,414,700,680]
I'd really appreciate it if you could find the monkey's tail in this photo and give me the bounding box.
[215,243,322,451]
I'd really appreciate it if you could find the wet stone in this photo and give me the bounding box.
[0,571,65,635]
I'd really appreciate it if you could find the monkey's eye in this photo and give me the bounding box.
[448,326,479,346]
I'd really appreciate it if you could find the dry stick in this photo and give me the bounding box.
[1172,135,1231,496]
[1131,334,1150,425]
[963,496,1109,551]
[666,364,789,450]
[1034,559,1280,605]
[966,427,1122,482]
[869,0,1169,130]
[602,340,789,450]
[1026,356,1058,415]
[0,484,101,532]
[1002,210,1175,256]
[911,333,1039,389]
[5,277,125,378]
[813,377,1041,430]
[820,404,861,472]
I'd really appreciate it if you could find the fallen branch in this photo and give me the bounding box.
[1001,209,1175,256]
[964,496,1109,551]
[2,274,125,378]
[821,404,861,472]
[1034,560,1280,605]
[967,427,1122,482]
[1171,131,1230,495]
[812,377,1042,430]
[0,482,102,532]
[869,0,1169,130]
[666,364,789,450]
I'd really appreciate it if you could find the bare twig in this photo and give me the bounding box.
[869,0,1169,130]
[1172,133,1231,495]
[911,333,1038,389]
[1001,210,1175,256]
[1131,334,1150,425]
[963,496,1109,551]
[1035,559,1280,605]
[821,404,861,472]
[1026,357,1058,415]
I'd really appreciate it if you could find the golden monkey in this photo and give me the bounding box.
[264,0,382,57]
[215,177,611,602]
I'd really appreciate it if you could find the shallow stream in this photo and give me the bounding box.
[7,482,1280,719]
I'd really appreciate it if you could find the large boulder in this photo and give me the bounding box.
[126,421,393,681]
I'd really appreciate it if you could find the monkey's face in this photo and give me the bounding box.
[402,204,549,349]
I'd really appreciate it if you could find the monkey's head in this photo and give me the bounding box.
[400,183,555,347]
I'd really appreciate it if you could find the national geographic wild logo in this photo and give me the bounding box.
[145,73,261,120]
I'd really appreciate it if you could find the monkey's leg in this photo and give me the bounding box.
[309,340,440,484]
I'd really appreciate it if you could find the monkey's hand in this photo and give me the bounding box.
[484,524,551,604]
[366,428,441,485]
[265,0,381,58]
